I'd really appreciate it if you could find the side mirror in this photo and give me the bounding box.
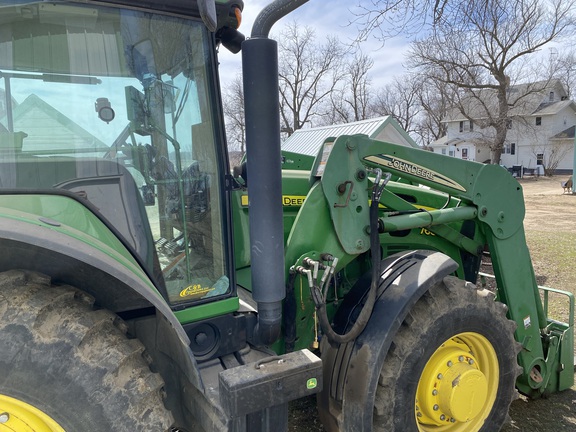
[198,0,217,32]
[219,27,245,54]
[132,40,157,87]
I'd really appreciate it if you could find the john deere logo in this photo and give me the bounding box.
[306,378,318,390]
[364,154,466,192]
[241,195,307,207]
[282,195,306,206]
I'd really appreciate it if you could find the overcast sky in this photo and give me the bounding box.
[217,0,412,90]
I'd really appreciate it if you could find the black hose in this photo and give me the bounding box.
[316,172,391,345]
[283,270,297,352]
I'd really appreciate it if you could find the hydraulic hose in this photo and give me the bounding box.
[283,270,298,352]
[316,171,391,345]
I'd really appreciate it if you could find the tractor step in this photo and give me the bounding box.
[219,349,322,430]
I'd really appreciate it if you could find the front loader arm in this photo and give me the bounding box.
[312,134,572,395]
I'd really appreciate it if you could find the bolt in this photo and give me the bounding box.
[355,239,364,250]
[433,404,439,411]
[469,359,475,365]
[447,361,453,367]
[440,414,446,421]
[0,413,8,424]
[458,356,464,362]
[432,389,438,396]
[417,412,422,417]
[437,373,443,379]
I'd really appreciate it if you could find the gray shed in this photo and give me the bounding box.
[281,116,418,158]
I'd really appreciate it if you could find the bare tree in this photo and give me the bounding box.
[350,0,449,42]
[554,47,576,96]
[408,0,576,163]
[415,76,456,145]
[222,74,246,155]
[371,75,421,136]
[278,22,346,136]
[330,51,374,123]
[530,141,573,176]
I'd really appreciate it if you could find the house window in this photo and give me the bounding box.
[469,121,474,132]
[449,150,455,157]
[549,91,554,102]
[535,117,541,126]
[536,153,544,166]
[459,121,464,133]
[441,148,447,155]
[504,144,516,155]
[506,119,512,129]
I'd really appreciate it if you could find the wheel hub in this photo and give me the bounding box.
[0,394,64,432]
[438,362,488,421]
[415,333,498,431]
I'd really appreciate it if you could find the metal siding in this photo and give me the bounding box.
[281,117,391,156]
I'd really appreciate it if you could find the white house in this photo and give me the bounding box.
[430,80,576,174]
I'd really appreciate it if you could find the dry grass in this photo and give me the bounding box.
[521,177,576,329]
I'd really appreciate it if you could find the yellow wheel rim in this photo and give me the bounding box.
[0,394,65,432]
[415,332,499,432]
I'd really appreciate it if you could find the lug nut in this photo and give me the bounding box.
[450,418,456,423]
[432,389,438,396]
[447,361,453,367]
[0,413,8,424]
[437,373,443,379]
[440,414,446,421]
[458,356,464,362]
[469,359,475,365]
[433,404,439,411]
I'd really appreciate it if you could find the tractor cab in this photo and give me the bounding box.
[0,1,235,308]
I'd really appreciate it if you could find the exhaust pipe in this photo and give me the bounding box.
[242,0,309,345]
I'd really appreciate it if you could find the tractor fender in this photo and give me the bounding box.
[320,250,458,431]
[0,217,203,394]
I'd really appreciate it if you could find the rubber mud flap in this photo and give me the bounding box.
[318,250,457,431]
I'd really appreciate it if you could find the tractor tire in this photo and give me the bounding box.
[0,269,174,431]
[373,276,521,432]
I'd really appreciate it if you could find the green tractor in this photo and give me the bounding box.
[0,0,573,431]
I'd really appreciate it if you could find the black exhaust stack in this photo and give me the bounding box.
[242,0,308,345]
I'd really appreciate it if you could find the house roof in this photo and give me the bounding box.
[533,99,576,116]
[443,79,572,122]
[430,136,472,147]
[551,125,575,140]
[4,94,107,152]
[281,116,416,157]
